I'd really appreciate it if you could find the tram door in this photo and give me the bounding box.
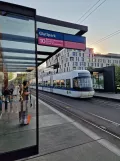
[50,75,53,93]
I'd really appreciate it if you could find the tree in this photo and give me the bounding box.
[115,65,120,86]
[87,66,94,71]
[8,72,13,80]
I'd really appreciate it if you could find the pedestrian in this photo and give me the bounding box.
[19,80,30,125]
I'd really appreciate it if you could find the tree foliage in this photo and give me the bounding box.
[87,66,94,71]
[8,72,13,80]
[115,65,120,86]
[14,73,27,84]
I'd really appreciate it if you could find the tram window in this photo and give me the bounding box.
[43,81,45,86]
[66,79,71,89]
[48,80,50,87]
[73,78,79,89]
[39,82,42,86]
[61,80,65,88]
[53,80,56,87]
[56,80,60,87]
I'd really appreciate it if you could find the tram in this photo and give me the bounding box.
[31,70,95,98]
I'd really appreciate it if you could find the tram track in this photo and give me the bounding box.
[32,90,120,142]
[88,98,120,110]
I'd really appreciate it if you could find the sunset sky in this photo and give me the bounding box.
[3,0,120,54]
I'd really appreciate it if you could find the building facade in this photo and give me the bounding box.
[46,48,120,73]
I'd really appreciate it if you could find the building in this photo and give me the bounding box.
[46,48,120,73]
[93,53,120,68]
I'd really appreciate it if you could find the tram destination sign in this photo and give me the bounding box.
[37,28,86,50]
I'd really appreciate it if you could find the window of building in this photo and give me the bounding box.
[66,58,68,62]
[94,59,96,62]
[79,67,81,70]
[75,62,78,66]
[84,62,86,66]
[79,53,81,57]
[73,52,76,56]
[76,57,77,61]
[67,67,68,72]
[73,67,76,70]
[91,63,93,67]
[82,57,84,61]
[68,62,69,66]
[64,63,66,67]
[82,62,84,66]
[103,59,106,63]
[70,57,74,61]
[67,53,69,57]
[101,63,103,67]
[80,62,81,66]
[98,59,102,62]
[95,63,96,67]
[97,63,99,67]
[66,79,71,89]
[78,57,79,61]
[64,68,65,72]
[67,49,69,52]
[61,80,65,88]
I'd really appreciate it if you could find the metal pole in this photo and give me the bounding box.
[57,56,58,73]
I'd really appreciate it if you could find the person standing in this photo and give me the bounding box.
[19,80,30,125]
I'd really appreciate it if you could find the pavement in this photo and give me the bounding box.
[0,95,120,160]
[22,96,120,161]
[94,92,120,101]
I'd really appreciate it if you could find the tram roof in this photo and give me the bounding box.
[0,1,88,72]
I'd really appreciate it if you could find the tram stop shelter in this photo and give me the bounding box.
[0,1,88,161]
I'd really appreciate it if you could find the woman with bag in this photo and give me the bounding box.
[19,81,31,125]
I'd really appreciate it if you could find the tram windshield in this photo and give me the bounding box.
[73,74,93,89]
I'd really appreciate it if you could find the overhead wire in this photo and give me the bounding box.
[76,0,101,23]
[89,30,120,45]
[79,0,107,23]
[67,0,105,34]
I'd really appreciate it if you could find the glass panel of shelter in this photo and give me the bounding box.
[0,11,37,153]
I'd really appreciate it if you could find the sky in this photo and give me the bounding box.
[2,0,120,54]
